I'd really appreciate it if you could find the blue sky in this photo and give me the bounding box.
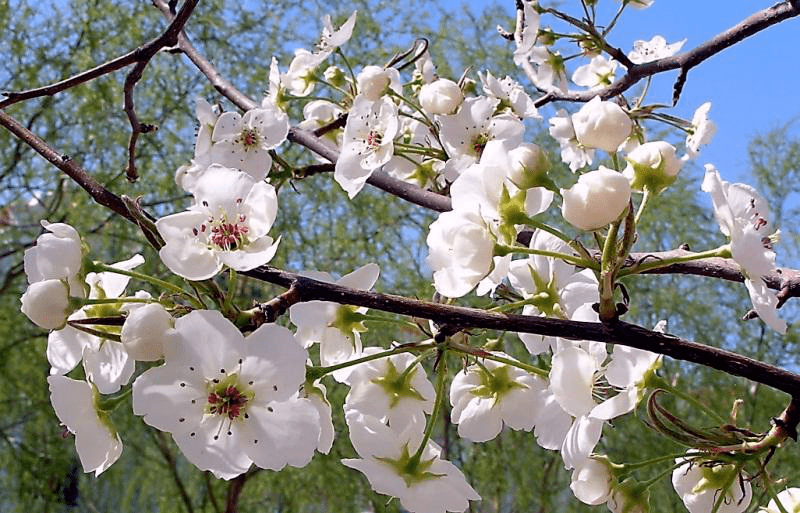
[464,0,800,185]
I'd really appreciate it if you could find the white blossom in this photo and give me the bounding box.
[761,488,800,513]
[685,102,717,160]
[133,310,320,479]
[20,279,71,330]
[622,140,682,193]
[207,105,289,182]
[479,71,539,118]
[419,78,463,115]
[24,220,84,296]
[672,457,752,513]
[48,376,122,476]
[289,263,380,382]
[157,165,280,280]
[561,166,631,231]
[549,109,595,172]
[356,65,402,101]
[449,354,546,442]
[335,95,399,198]
[317,10,357,55]
[343,412,480,513]
[572,55,618,90]
[572,96,632,153]
[629,35,686,64]
[702,165,786,333]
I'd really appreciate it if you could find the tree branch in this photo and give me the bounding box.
[0,110,133,223]
[0,0,200,111]
[532,1,800,107]
[150,0,453,213]
[244,265,800,398]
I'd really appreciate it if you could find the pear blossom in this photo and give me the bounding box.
[572,96,632,153]
[335,95,399,198]
[629,35,686,64]
[702,165,786,333]
[157,165,280,281]
[356,65,402,101]
[193,97,220,158]
[47,254,144,394]
[561,166,632,231]
[507,142,551,190]
[672,457,752,513]
[438,96,524,171]
[449,354,546,442]
[512,0,540,65]
[685,102,717,160]
[521,47,569,92]
[479,71,539,118]
[317,10,357,55]
[572,55,618,90]
[449,140,554,241]
[622,141,682,193]
[761,488,800,513]
[133,310,320,479]
[549,109,595,171]
[426,209,495,298]
[24,220,84,296]
[419,78,463,115]
[208,104,289,181]
[120,301,173,361]
[289,263,380,382]
[508,229,599,354]
[344,352,435,431]
[283,48,326,97]
[20,279,71,330]
[624,0,654,8]
[570,456,616,506]
[343,412,480,513]
[48,376,123,476]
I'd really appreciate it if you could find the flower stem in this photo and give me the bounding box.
[89,261,201,307]
[446,339,548,378]
[617,245,731,277]
[306,342,434,381]
[409,353,447,469]
[494,243,597,269]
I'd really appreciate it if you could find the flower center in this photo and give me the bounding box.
[194,201,250,251]
[205,374,254,420]
[470,133,489,157]
[236,128,261,151]
[365,130,382,148]
[208,385,249,419]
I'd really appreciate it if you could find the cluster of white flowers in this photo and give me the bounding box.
[17,3,795,512]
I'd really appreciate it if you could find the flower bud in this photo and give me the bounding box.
[24,220,83,284]
[20,279,71,330]
[508,143,551,189]
[561,166,631,231]
[357,66,393,101]
[572,96,632,153]
[323,65,347,88]
[121,303,174,361]
[622,141,681,193]
[570,457,615,505]
[418,78,463,115]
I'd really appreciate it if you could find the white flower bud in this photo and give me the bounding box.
[572,96,632,153]
[508,143,550,189]
[418,78,463,115]
[357,65,393,101]
[121,303,174,361]
[20,279,71,330]
[622,141,681,193]
[561,167,631,231]
[570,458,615,506]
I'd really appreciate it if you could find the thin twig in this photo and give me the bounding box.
[530,1,800,107]
[0,0,200,111]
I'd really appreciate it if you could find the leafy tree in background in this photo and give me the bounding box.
[1,1,799,512]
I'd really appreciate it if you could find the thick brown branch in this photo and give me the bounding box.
[245,265,800,398]
[0,110,133,223]
[0,0,200,110]
[533,1,800,107]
